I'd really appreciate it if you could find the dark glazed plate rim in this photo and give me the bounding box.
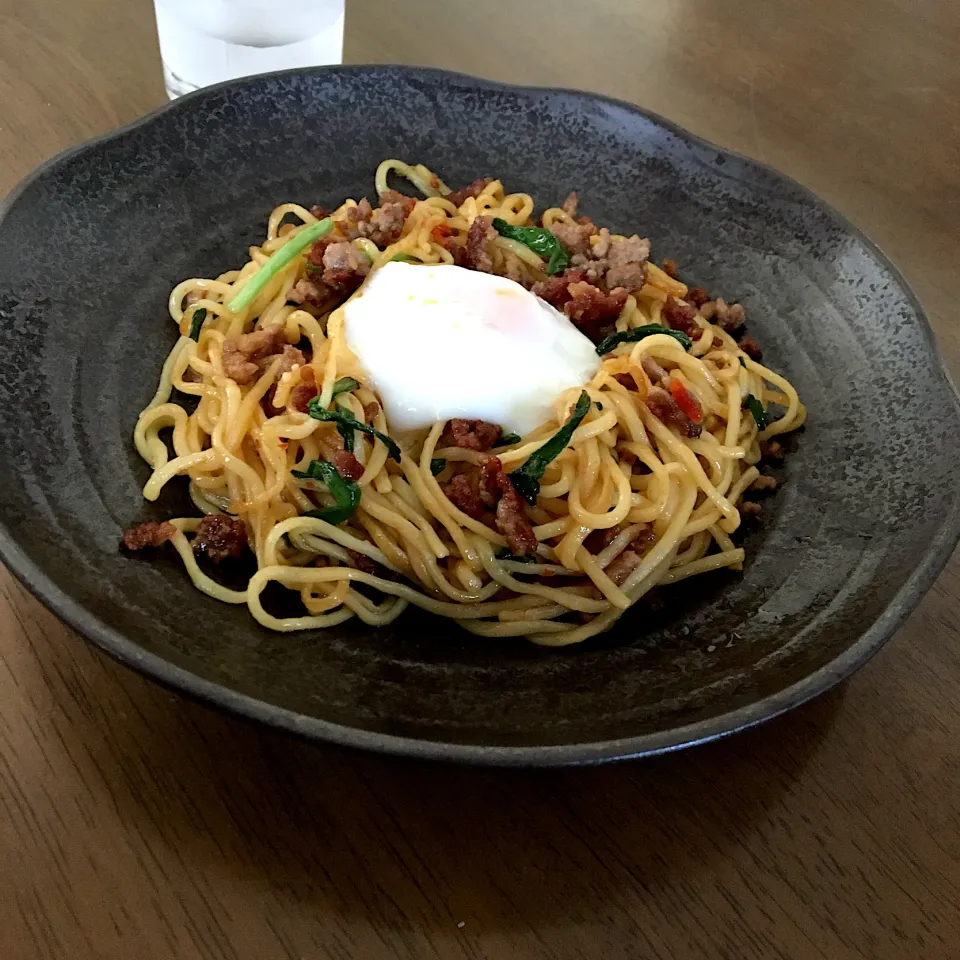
[1,65,958,765]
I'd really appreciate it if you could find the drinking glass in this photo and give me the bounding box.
[153,0,345,99]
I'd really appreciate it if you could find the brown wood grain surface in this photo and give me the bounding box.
[1,1,958,957]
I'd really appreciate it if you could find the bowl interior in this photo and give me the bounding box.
[0,67,957,760]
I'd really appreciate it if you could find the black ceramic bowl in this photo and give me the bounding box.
[0,67,957,764]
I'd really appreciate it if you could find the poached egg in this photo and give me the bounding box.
[343,261,600,436]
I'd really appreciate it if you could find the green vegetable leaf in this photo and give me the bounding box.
[595,325,692,356]
[331,377,359,401]
[492,218,570,275]
[430,458,447,476]
[292,459,361,526]
[508,390,591,505]
[745,394,769,430]
[188,307,207,342]
[738,356,747,368]
[390,253,421,263]
[337,419,355,452]
[228,218,333,313]
[494,432,521,447]
[307,396,401,462]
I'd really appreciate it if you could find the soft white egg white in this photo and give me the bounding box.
[343,261,600,436]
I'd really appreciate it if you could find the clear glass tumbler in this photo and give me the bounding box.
[154,0,345,99]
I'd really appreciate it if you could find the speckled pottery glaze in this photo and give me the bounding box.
[0,66,957,765]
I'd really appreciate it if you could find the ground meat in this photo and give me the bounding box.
[366,201,409,247]
[309,205,328,220]
[347,549,377,575]
[531,269,587,308]
[458,215,497,273]
[740,501,762,517]
[760,439,785,460]
[478,455,503,507]
[566,232,649,290]
[563,282,628,342]
[550,219,597,256]
[304,233,338,267]
[700,298,745,332]
[738,335,763,360]
[480,455,538,556]
[561,191,579,216]
[608,235,651,268]
[584,524,623,553]
[289,276,332,307]
[260,346,307,415]
[316,430,364,481]
[445,178,493,208]
[591,228,613,259]
[378,190,417,218]
[567,255,606,285]
[321,240,370,287]
[444,419,502,452]
[193,515,248,562]
[641,355,669,386]
[661,258,679,279]
[286,367,319,413]
[644,385,702,438]
[289,381,318,413]
[444,473,487,520]
[662,296,702,340]
[605,548,644,586]
[121,521,176,551]
[496,483,539,557]
[605,260,647,292]
[338,198,374,241]
[271,344,305,377]
[750,474,778,491]
[221,325,288,385]
[687,287,710,307]
[336,196,410,246]
[586,522,657,557]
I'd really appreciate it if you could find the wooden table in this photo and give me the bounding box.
[1,1,958,957]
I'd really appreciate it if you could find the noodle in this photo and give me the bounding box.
[130,161,805,645]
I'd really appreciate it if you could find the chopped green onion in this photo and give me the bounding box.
[292,460,361,525]
[745,394,769,430]
[492,218,570,275]
[595,325,692,356]
[430,458,447,476]
[508,390,591,505]
[188,307,207,342]
[391,253,421,263]
[494,432,521,447]
[307,396,401,462]
[227,218,333,313]
[739,356,747,368]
